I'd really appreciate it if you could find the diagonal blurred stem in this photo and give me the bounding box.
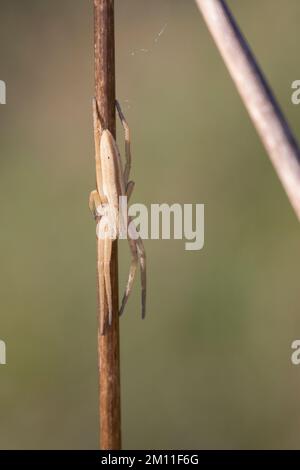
[195,0,300,221]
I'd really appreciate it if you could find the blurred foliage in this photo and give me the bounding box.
[0,0,300,449]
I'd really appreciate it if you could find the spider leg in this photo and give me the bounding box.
[103,235,113,326]
[90,188,109,332]
[120,216,147,319]
[136,235,146,319]
[92,191,110,334]
[96,205,111,335]
[93,98,106,201]
[89,190,102,220]
[115,101,147,317]
[119,227,138,316]
[119,181,137,315]
[126,180,135,201]
[116,100,131,186]
[97,238,106,335]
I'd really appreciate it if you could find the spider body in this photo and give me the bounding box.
[89,100,146,334]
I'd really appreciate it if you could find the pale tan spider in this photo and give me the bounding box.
[89,99,146,334]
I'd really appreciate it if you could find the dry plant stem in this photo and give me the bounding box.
[94,0,121,450]
[195,0,300,221]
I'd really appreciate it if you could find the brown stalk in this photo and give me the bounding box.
[94,0,121,450]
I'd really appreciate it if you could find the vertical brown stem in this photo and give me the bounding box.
[94,0,121,450]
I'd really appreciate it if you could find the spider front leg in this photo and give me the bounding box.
[89,190,102,220]
[116,100,131,186]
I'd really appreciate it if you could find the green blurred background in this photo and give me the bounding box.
[1,0,300,450]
